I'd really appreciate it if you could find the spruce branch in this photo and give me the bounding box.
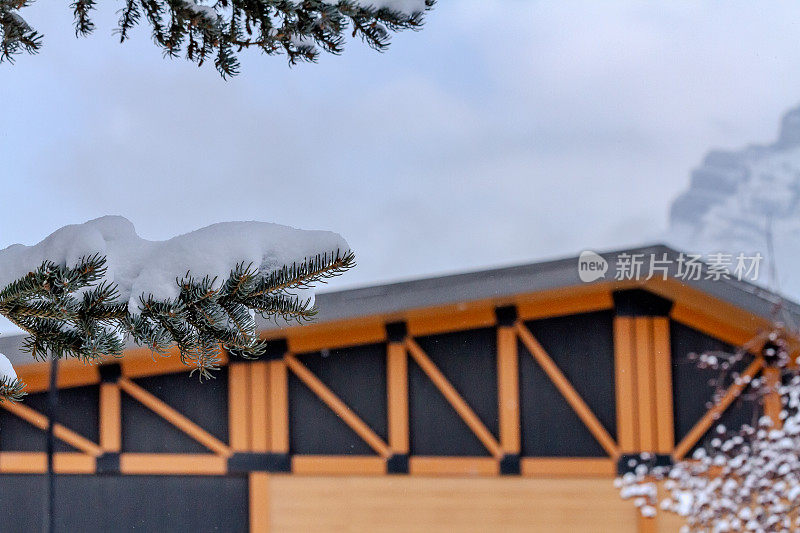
[0,376,26,402]
[252,248,356,295]
[0,248,354,400]
[71,0,97,36]
[0,0,42,62]
[1,0,435,77]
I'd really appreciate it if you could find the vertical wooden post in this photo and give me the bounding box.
[613,289,675,458]
[652,317,675,453]
[267,360,289,454]
[614,317,638,453]
[497,325,520,455]
[99,382,121,452]
[229,363,251,451]
[250,362,269,452]
[763,366,782,428]
[634,318,656,452]
[386,342,409,454]
[249,472,270,533]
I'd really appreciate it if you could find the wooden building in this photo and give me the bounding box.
[0,244,794,532]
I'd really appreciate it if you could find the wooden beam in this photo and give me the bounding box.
[670,303,753,348]
[0,451,45,473]
[516,290,614,321]
[673,357,764,460]
[0,401,102,457]
[249,472,270,533]
[515,322,619,458]
[119,453,227,475]
[250,362,270,452]
[16,347,231,393]
[634,318,656,452]
[404,338,503,459]
[649,277,771,342]
[520,457,615,477]
[292,455,387,475]
[285,354,391,458]
[120,353,200,380]
[652,317,674,454]
[118,377,232,457]
[229,362,251,452]
[120,346,229,379]
[99,382,121,453]
[0,452,95,474]
[763,366,782,428]
[1,452,231,475]
[285,321,387,354]
[15,358,101,393]
[267,360,289,453]
[409,457,499,476]
[406,306,496,337]
[386,342,409,454]
[613,317,638,452]
[497,325,520,455]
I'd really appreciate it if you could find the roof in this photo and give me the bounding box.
[258,243,800,330]
[1,244,796,366]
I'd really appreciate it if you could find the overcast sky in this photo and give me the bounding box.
[2,1,800,295]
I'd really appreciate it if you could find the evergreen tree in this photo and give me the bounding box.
[0,0,434,77]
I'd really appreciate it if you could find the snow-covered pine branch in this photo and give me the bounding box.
[2,0,435,77]
[0,351,24,402]
[0,216,355,401]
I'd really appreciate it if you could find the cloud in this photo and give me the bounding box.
[4,0,800,296]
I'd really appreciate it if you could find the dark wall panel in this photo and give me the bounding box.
[288,373,374,455]
[671,321,759,450]
[122,368,228,454]
[121,393,209,453]
[289,343,387,455]
[0,474,248,532]
[408,327,498,456]
[133,369,229,442]
[296,343,387,441]
[413,327,499,436]
[523,311,617,441]
[0,385,99,452]
[408,357,490,456]
[518,337,608,457]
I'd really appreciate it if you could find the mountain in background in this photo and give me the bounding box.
[669,105,800,302]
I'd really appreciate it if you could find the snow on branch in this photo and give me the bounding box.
[0,216,354,400]
[0,351,24,402]
[3,0,435,77]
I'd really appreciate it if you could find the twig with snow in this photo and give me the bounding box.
[0,216,355,401]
